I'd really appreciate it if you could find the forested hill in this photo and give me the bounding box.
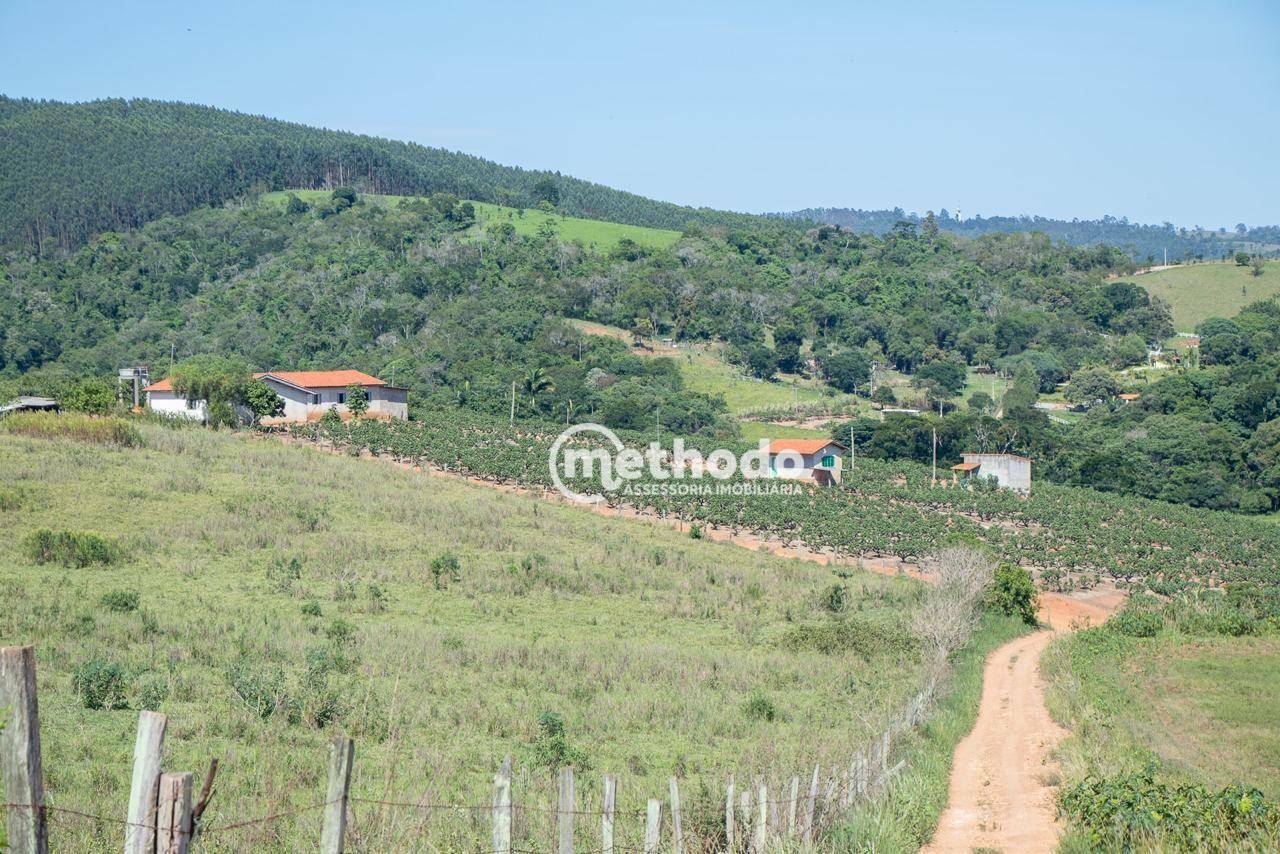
[0,96,770,253]
[779,208,1280,263]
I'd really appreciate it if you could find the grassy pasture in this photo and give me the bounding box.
[1126,260,1280,330]
[259,189,682,251]
[0,424,936,851]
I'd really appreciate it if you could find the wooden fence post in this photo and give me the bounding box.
[320,736,354,854]
[601,773,617,854]
[125,710,167,854]
[724,775,735,852]
[0,646,47,854]
[556,766,574,854]
[787,775,798,836]
[881,731,891,773]
[754,782,767,852]
[669,777,683,853]
[643,798,662,854]
[156,771,193,854]
[802,764,819,845]
[492,757,512,854]
[738,787,750,853]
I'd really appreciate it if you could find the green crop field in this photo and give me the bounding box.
[0,422,944,851]
[260,189,682,251]
[1126,261,1280,330]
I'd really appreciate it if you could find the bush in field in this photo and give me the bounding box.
[743,692,779,722]
[25,529,120,567]
[531,711,590,770]
[780,614,918,658]
[1112,607,1163,638]
[429,551,461,589]
[988,563,1039,625]
[1059,768,1278,850]
[99,589,139,612]
[1,411,141,448]
[73,657,129,710]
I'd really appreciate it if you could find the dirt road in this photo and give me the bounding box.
[921,588,1123,853]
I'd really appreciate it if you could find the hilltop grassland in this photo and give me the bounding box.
[0,423,955,851]
[1129,260,1280,330]
[259,189,683,250]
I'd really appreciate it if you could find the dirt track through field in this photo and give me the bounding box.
[278,436,1125,851]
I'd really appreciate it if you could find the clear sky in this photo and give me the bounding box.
[2,0,1277,227]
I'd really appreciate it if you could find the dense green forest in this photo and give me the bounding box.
[0,96,768,253]
[781,208,1280,263]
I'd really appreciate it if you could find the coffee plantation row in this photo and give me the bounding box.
[282,411,1279,588]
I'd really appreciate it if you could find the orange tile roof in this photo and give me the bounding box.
[1118,393,1141,401]
[145,370,386,394]
[261,370,386,389]
[951,461,981,471]
[767,438,845,455]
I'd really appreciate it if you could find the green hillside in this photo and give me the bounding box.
[1128,261,1280,330]
[0,96,772,253]
[261,189,682,250]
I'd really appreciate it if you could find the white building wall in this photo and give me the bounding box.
[147,391,206,422]
[963,454,1032,493]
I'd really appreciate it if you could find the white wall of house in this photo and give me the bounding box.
[263,381,317,421]
[147,391,207,422]
[963,453,1032,493]
[769,443,845,480]
[369,386,409,419]
[258,378,409,421]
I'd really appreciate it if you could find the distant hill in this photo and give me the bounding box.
[0,96,771,253]
[776,207,1280,263]
[1126,260,1280,330]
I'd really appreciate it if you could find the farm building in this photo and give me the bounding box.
[145,370,408,423]
[766,438,847,486]
[0,396,59,417]
[950,452,1032,493]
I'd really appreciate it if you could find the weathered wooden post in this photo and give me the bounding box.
[643,798,662,854]
[156,771,193,854]
[669,777,683,853]
[556,766,574,854]
[0,646,47,854]
[881,731,891,773]
[125,710,167,854]
[754,782,767,851]
[724,774,735,851]
[320,736,354,854]
[601,773,617,854]
[802,764,819,845]
[492,757,512,854]
[787,775,798,836]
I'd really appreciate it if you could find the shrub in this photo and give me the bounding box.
[988,563,1039,625]
[24,529,120,567]
[300,600,322,618]
[531,711,590,770]
[821,583,847,613]
[99,590,140,613]
[135,674,170,710]
[743,692,779,722]
[429,552,461,589]
[73,657,129,710]
[689,522,704,539]
[1112,607,1163,638]
[779,614,918,658]
[0,411,141,448]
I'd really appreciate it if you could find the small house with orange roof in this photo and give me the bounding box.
[766,438,847,486]
[144,369,408,423]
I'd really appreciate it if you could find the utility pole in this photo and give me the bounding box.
[931,428,938,485]
[656,405,661,442]
[509,381,515,428]
[849,424,855,470]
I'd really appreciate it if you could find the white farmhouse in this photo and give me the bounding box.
[145,370,408,423]
[766,438,847,486]
[950,452,1032,493]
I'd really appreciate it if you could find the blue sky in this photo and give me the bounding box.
[2,0,1277,227]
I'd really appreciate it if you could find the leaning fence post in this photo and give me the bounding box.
[156,771,193,854]
[556,766,574,854]
[601,773,617,854]
[643,798,662,854]
[724,775,735,852]
[802,764,819,845]
[492,757,512,854]
[669,777,683,853]
[125,710,167,854]
[320,736,354,854]
[0,646,47,854]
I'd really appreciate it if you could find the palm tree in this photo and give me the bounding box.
[521,368,555,414]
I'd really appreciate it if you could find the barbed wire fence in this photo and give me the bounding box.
[2,643,944,853]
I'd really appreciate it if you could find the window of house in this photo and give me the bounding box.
[338,392,346,404]
[821,455,836,468]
